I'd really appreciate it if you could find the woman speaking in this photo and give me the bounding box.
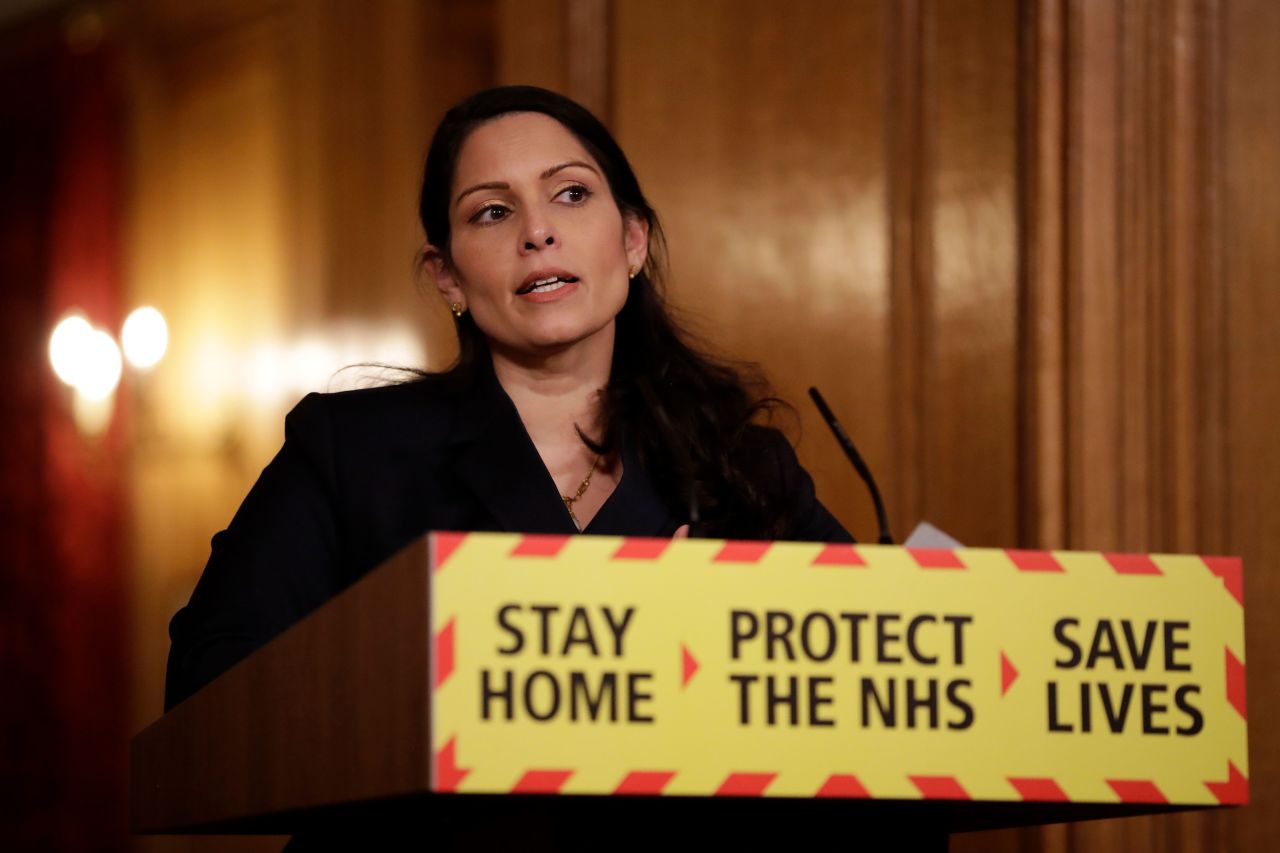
[164,86,852,711]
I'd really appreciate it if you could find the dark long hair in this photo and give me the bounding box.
[418,86,791,537]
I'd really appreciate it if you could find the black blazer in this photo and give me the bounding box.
[164,366,852,709]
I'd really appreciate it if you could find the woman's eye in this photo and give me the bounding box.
[556,185,591,204]
[470,204,510,225]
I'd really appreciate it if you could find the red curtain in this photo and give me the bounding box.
[0,19,128,851]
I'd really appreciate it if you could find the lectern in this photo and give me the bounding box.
[132,533,1247,844]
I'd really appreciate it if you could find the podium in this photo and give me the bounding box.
[132,533,1247,841]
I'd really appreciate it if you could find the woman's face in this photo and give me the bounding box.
[431,112,648,359]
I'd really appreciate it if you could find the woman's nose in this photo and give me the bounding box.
[520,219,557,253]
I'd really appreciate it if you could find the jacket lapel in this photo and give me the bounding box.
[585,435,682,537]
[445,363,576,535]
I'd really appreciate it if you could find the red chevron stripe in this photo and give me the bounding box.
[1226,647,1247,719]
[812,544,867,566]
[1203,556,1244,605]
[434,617,455,689]
[1005,549,1065,572]
[909,775,970,799]
[613,771,676,795]
[1204,762,1249,805]
[715,772,776,796]
[713,541,772,563]
[1008,777,1069,802]
[816,774,870,798]
[1104,552,1162,575]
[1106,779,1167,804]
[512,769,573,794]
[908,549,966,569]
[511,534,569,557]
[433,736,469,792]
[612,538,670,560]
[432,531,466,571]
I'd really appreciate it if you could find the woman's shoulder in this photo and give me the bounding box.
[304,373,464,410]
[736,422,799,467]
[737,422,855,544]
[283,373,479,446]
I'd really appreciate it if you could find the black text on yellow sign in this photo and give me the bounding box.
[475,606,1210,738]
[728,608,975,730]
[1046,617,1203,736]
[479,603,656,723]
[432,536,1246,804]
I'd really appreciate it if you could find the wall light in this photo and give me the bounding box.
[50,307,169,434]
[49,312,126,400]
[78,329,123,401]
[49,314,93,386]
[122,306,168,370]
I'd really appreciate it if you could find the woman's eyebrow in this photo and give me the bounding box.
[541,160,600,180]
[454,181,507,208]
[454,160,601,208]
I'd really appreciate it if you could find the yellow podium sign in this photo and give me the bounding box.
[428,533,1247,806]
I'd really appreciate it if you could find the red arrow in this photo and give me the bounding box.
[1000,651,1018,696]
[682,645,699,686]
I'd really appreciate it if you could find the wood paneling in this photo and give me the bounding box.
[121,4,496,850]
[615,0,892,541]
[614,0,1019,548]
[497,0,610,119]
[1224,0,1280,848]
[1020,0,1068,550]
[291,0,490,355]
[1016,0,1276,849]
[123,7,297,852]
[918,0,1020,547]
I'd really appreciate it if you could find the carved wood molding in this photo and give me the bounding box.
[1022,0,1226,556]
[887,0,928,537]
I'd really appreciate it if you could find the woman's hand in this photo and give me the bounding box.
[674,525,690,538]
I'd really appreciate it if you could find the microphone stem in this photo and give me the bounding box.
[808,387,894,545]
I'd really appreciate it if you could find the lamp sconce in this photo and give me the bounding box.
[49,306,168,435]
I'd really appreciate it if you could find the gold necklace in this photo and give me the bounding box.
[562,455,600,532]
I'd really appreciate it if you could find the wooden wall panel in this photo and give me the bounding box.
[1065,0,1123,554]
[1063,7,1227,849]
[1020,0,1277,850]
[1223,0,1280,847]
[122,4,496,850]
[123,10,295,852]
[613,0,891,541]
[497,0,610,119]
[919,0,1020,547]
[291,0,491,362]
[614,0,1019,547]
[1020,0,1068,551]
[497,0,570,94]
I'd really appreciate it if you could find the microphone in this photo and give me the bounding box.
[808,387,894,545]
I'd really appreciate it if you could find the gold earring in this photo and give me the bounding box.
[628,265,640,280]
[450,302,465,318]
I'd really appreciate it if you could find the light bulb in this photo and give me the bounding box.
[49,314,93,386]
[76,330,123,401]
[122,306,168,369]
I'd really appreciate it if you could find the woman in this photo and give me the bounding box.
[164,86,852,711]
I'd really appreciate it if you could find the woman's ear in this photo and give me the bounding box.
[423,244,465,310]
[623,213,650,273]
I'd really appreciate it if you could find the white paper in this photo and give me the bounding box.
[902,520,965,549]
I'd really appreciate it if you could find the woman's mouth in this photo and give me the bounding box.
[516,275,579,296]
